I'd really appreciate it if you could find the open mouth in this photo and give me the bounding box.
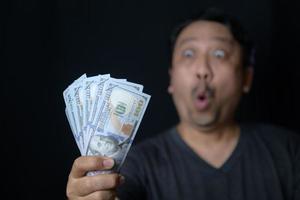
[194,93,210,110]
[192,83,214,111]
[198,94,206,101]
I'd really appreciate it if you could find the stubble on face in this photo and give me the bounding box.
[169,72,221,131]
[190,81,218,126]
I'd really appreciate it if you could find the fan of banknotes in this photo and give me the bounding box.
[63,74,150,172]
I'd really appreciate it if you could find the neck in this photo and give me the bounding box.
[177,121,240,147]
[176,121,241,168]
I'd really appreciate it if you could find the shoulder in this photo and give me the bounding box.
[243,123,299,141]
[242,123,300,157]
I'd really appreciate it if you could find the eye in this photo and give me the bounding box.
[212,49,225,58]
[182,49,195,58]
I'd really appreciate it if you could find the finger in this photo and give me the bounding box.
[83,190,117,200]
[72,174,123,196]
[70,156,115,178]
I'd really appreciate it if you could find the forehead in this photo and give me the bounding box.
[175,20,236,47]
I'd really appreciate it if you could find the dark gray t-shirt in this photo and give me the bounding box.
[117,124,300,200]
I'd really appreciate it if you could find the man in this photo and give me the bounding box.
[66,8,300,200]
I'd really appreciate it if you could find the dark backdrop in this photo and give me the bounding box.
[2,0,300,199]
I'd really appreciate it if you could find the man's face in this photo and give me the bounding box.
[169,20,252,131]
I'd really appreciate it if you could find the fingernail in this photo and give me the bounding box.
[119,175,125,185]
[103,159,114,168]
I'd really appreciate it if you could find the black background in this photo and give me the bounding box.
[1,0,300,199]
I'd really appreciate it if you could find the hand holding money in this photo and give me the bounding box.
[63,74,150,173]
[66,156,124,200]
[64,74,150,199]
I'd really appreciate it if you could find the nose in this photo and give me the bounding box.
[195,57,213,81]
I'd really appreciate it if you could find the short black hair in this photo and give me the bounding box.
[170,8,255,68]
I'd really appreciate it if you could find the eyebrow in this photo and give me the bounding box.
[177,36,235,47]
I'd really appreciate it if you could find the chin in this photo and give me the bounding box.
[193,112,219,128]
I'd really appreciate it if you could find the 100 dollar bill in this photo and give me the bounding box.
[63,74,151,175]
[86,82,150,173]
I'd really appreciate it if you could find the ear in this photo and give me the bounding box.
[242,67,254,93]
[168,68,174,94]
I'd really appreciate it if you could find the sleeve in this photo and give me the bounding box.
[117,146,147,200]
